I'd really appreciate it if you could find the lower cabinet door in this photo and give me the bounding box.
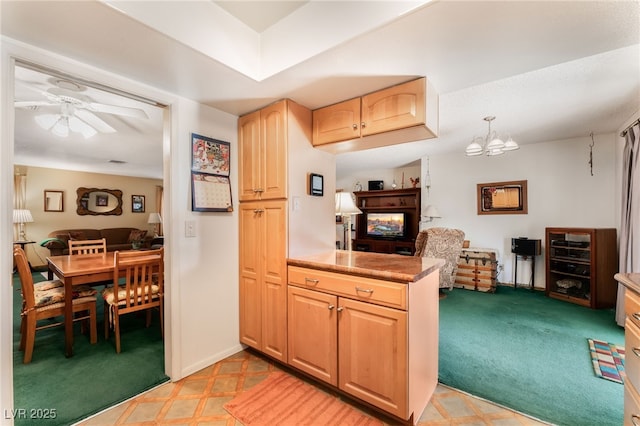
[338,297,408,419]
[287,286,338,385]
[624,382,640,426]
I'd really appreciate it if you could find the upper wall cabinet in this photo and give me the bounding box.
[238,100,287,201]
[312,77,438,153]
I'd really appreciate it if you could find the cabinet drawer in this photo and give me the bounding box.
[627,319,640,394]
[627,290,640,329]
[624,380,640,426]
[288,266,407,310]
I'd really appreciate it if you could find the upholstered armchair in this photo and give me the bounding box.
[415,227,466,293]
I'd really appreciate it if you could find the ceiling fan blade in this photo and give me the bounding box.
[68,116,97,139]
[15,100,59,109]
[34,113,60,130]
[87,102,148,119]
[74,109,116,133]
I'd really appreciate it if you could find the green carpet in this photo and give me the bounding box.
[12,271,169,426]
[439,286,624,426]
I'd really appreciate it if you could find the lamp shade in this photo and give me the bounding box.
[335,192,362,216]
[424,205,441,219]
[13,209,33,224]
[147,212,162,224]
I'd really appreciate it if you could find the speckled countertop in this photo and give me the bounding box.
[615,273,640,294]
[287,250,444,283]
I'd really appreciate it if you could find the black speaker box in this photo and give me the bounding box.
[511,238,541,256]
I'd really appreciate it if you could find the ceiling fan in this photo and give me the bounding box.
[15,79,149,139]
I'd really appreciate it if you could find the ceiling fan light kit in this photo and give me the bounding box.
[16,77,149,139]
[465,116,519,157]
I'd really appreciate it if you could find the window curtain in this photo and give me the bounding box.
[155,185,163,236]
[13,172,27,240]
[616,121,640,326]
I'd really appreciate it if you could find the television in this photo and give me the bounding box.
[366,212,406,239]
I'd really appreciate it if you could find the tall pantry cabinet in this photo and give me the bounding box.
[238,99,335,362]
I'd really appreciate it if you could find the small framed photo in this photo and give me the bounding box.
[132,195,145,213]
[309,173,324,196]
[96,194,108,207]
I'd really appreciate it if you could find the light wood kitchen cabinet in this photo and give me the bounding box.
[312,77,438,150]
[338,297,407,416]
[287,259,438,423]
[238,100,287,201]
[311,97,361,145]
[287,285,338,385]
[239,200,287,361]
[615,273,640,425]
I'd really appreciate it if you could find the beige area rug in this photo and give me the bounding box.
[224,370,383,425]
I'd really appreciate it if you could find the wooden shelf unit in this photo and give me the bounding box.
[545,227,618,309]
[353,188,421,256]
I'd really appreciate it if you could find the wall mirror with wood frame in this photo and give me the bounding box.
[477,180,528,215]
[76,187,123,216]
[44,190,64,212]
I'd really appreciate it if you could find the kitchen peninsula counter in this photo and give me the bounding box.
[287,249,444,283]
[286,249,442,424]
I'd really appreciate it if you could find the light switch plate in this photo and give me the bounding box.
[185,220,196,237]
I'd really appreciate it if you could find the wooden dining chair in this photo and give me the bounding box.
[102,247,164,353]
[68,238,107,255]
[13,246,97,364]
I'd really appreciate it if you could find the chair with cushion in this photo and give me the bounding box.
[13,246,97,364]
[68,238,107,255]
[415,227,466,296]
[102,247,164,353]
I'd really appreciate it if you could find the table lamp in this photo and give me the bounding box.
[335,192,362,251]
[13,209,34,241]
[147,212,162,237]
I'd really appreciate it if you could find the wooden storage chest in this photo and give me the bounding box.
[454,248,498,292]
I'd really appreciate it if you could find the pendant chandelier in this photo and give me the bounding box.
[465,116,519,156]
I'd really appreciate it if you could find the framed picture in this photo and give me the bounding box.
[191,133,231,176]
[132,195,145,213]
[96,194,108,207]
[309,173,324,196]
[477,180,528,215]
[44,190,64,212]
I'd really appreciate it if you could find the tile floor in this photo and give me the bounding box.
[78,350,550,426]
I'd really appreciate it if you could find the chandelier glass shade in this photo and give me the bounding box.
[465,116,519,157]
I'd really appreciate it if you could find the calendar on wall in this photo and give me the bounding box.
[191,133,233,212]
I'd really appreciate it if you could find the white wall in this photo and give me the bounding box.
[426,134,617,288]
[169,97,242,376]
[337,136,617,289]
[287,101,337,258]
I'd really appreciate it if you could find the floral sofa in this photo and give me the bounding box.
[41,228,152,256]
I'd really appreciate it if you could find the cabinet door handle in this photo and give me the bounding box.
[352,123,358,130]
[633,313,640,322]
[304,277,319,285]
[633,347,640,358]
[254,188,264,193]
[355,286,374,294]
[361,122,366,128]
[253,209,264,214]
[328,304,335,310]
[337,307,344,312]
[632,414,640,426]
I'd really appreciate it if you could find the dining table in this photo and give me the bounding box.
[47,252,116,357]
